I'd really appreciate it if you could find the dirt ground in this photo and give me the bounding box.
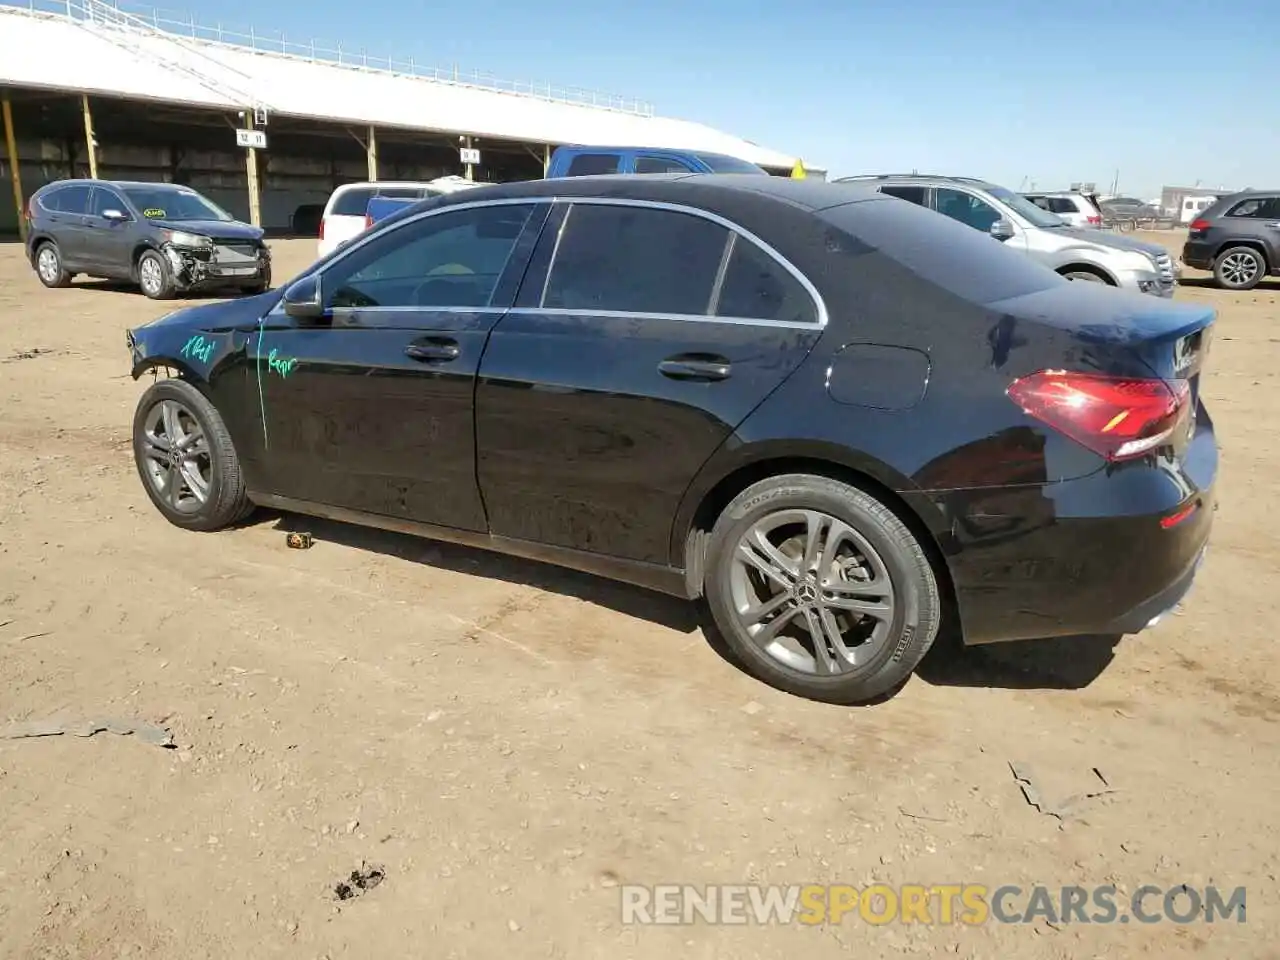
[0,232,1276,959]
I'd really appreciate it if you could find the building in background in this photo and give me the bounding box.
[0,0,819,236]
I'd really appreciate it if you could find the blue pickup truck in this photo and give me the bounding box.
[363,145,770,227]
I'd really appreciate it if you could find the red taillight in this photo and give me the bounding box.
[319,218,326,240]
[1189,218,1210,232]
[1160,501,1199,529]
[1006,371,1190,461]
[1087,215,1101,226]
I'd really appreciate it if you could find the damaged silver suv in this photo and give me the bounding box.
[24,179,270,300]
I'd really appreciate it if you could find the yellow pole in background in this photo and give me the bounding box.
[81,94,99,179]
[2,94,25,242]
[791,159,807,179]
[366,125,378,182]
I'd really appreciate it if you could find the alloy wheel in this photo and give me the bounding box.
[139,256,163,295]
[728,509,896,675]
[138,398,211,514]
[1220,252,1260,288]
[37,247,59,283]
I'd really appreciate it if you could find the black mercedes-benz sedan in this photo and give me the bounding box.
[124,173,1217,705]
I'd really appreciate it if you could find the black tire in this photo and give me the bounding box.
[703,474,941,705]
[132,378,253,532]
[34,241,71,288]
[1213,246,1266,291]
[137,249,177,300]
[1062,269,1111,284]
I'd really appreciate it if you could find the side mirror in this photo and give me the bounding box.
[282,275,324,321]
[990,218,1015,242]
[102,208,130,222]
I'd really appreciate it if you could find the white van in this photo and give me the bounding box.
[1179,195,1217,225]
[317,177,482,259]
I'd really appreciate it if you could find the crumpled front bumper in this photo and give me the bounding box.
[162,241,270,290]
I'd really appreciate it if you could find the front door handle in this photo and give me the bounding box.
[405,337,459,362]
[658,353,731,382]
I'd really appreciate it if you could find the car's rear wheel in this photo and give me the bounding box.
[1214,246,1266,291]
[35,241,71,288]
[703,475,941,705]
[137,250,176,300]
[132,378,252,531]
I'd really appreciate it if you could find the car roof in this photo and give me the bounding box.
[834,173,1000,190]
[424,173,883,213]
[35,179,198,192]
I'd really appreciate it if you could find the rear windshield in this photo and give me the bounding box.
[330,186,425,217]
[695,154,768,175]
[820,197,1062,305]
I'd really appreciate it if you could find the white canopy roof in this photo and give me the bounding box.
[0,3,804,171]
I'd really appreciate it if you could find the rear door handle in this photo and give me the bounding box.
[658,353,731,382]
[405,337,460,362]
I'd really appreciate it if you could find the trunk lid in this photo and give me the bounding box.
[994,283,1215,460]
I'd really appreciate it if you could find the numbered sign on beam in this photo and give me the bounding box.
[236,129,268,150]
[459,147,481,166]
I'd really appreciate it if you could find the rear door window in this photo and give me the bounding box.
[635,156,693,174]
[564,154,621,177]
[878,185,928,207]
[541,203,728,314]
[714,235,818,324]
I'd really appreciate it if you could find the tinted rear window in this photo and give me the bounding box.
[879,185,928,206]
[331,187,378,216]
[820,198,1061,305]
[694,154,768,175]
[43,184,90,214]
[565,154,620,177]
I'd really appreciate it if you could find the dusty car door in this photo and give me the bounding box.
[474,199,826,565]
[249,199,548,530]
[82,186,138,278]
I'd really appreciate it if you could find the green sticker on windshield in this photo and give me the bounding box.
[143,208,166,219]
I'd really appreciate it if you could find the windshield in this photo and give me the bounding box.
[123,186,234,222]
[695,154,769,175]
[987,185,1068,228]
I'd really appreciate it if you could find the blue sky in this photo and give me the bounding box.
[168,0,1274,197]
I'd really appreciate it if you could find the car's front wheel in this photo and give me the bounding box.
[137,250,176,300]
[703,474,942,705]
[132,378,252,531]
[1214,246,1266,291]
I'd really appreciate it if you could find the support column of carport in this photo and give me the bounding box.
[2,93,25,241]
[244,109,261,227]
[348,126,378,182]
[81,94,99,179]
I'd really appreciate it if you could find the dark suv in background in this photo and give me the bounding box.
[1182,191,1280,291]
[24,179,270,300]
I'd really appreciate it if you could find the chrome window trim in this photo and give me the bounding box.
[275,193,829,329]
[506,307,821,330]
[544,197,828,328]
